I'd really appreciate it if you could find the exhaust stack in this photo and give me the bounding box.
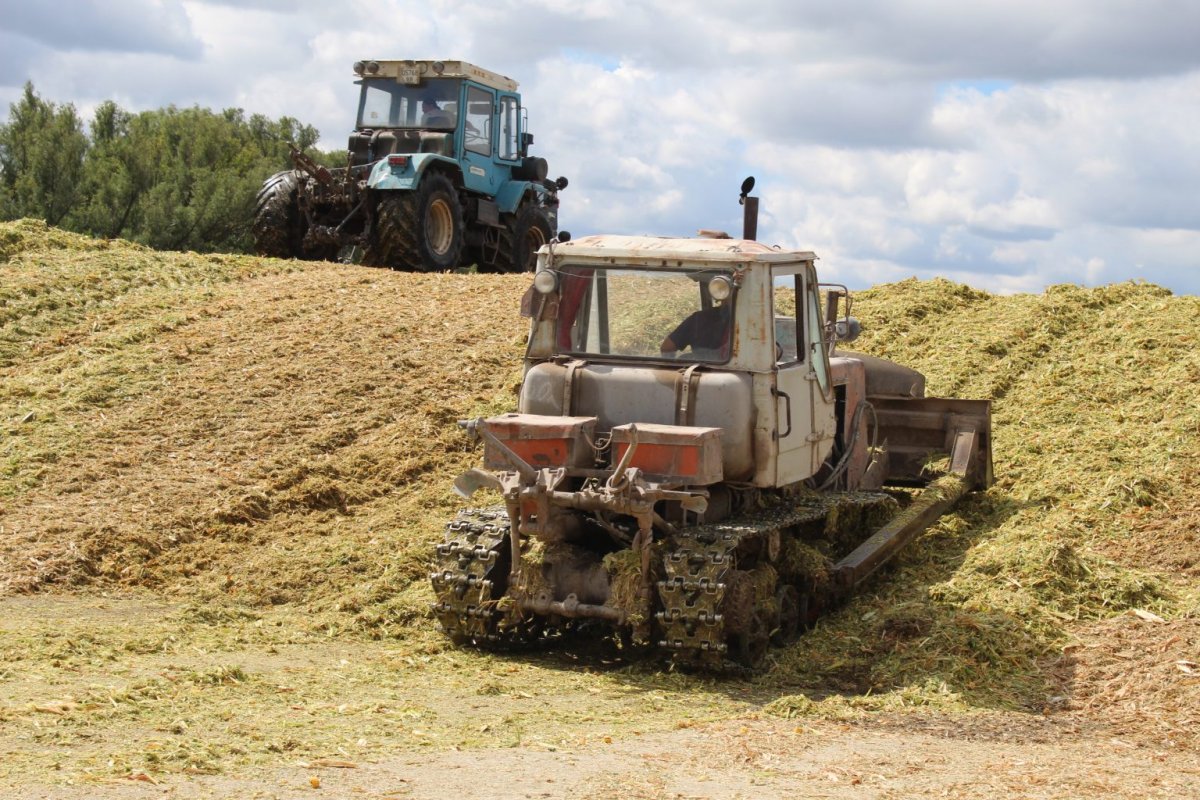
[739,176,758,241]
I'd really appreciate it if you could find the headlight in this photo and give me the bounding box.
[533,270,558,294]
[708,275,733,301]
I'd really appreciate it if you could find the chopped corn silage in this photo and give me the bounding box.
[2,223,1197,726]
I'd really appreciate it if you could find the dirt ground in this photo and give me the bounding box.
[2,595,1197,800]
[19,720,1200,800]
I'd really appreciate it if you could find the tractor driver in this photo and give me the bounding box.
[420,99,454,129]
[660,300,732,360]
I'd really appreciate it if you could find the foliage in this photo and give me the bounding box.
[0,83,336,253]
[0,83,88,226]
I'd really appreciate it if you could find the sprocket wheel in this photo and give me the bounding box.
[772,585,801,645]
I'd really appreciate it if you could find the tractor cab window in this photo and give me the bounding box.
[772,272,803,364]
[555,266,734,363]
[356,78,461,129]
[464,86,493,156]
[772,266,830,390]
[499,95,519,161]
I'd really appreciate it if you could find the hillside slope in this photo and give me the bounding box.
[2,219,1197,732]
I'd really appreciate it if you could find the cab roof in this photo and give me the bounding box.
[551,234,816,266]
[354,59,519,93]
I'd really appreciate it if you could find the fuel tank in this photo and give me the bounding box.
[519,361,756,482]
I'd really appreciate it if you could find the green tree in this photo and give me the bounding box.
[0,82,89,225]
[2,84,332,253]
[72,100,158,238]
[73,103,325,252]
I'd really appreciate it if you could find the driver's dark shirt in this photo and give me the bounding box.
[667,306,731,353]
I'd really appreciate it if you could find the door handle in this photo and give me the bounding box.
[772,387,792,440]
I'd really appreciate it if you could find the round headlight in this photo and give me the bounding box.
[708,275,733,301]
[533,270,558,294]
[366,60,380,74]
[353,61,366,75]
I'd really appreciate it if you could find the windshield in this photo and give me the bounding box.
[356,78,461,129]
[555,265,735,363]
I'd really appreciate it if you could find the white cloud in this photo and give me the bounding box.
[0,0,1198,294]
[0,0,202,57]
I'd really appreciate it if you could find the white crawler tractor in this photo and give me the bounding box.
[431,181,992,668]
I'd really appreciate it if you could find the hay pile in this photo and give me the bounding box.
[2,222,1197,734]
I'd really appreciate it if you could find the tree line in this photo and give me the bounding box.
[0,82,336,254]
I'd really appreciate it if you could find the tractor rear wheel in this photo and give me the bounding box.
[509,205,552,273]
[252,171,302,259]
[365,173,465,270]
[487,205,553,273]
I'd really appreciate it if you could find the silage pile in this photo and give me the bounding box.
[767,278,1200,744]
[0,218,527,627]
[2,220,1197,737]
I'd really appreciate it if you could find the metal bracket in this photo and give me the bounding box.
[562,359,585,415]
[675,363,702,426]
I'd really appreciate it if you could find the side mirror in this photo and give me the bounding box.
[834,317,861,343]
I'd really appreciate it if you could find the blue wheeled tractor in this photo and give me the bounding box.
[253,59,567,272]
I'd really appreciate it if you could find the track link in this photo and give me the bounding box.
[429,507,510,643]
[655,500,883,669]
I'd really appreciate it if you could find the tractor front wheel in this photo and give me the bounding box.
[365,173,465,271]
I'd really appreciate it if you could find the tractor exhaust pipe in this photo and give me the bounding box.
[739,176,758,241]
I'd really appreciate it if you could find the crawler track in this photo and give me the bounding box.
[430,507,511,643]
[431,493,899,669]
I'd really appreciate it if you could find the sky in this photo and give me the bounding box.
[1,0,1198,295]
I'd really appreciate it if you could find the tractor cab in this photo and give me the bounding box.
[519,234,838,487]
[346,60,535,193]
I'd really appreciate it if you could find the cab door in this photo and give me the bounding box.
[460,83,498,195]
[773,264,837,484]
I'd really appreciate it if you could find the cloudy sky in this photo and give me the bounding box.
[2,0,1198,295]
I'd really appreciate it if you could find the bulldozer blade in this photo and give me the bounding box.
[872,397,993,489]
[832,425,983,589]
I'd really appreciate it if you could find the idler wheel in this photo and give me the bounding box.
[730,611,769,668]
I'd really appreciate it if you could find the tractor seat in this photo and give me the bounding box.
[421,111,455,130]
